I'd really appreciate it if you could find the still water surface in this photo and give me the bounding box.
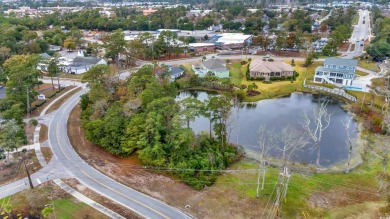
[177,91,358,167]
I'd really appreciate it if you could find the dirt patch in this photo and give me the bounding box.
[39,124,48,143]
[45,87,82,115]
[63,178,143,219]
[339,42,350,52]
[67,105,265,218]
[308,187,381,209]
[40,147,52,163]
[0,150,42,186]
[351,44,356,52]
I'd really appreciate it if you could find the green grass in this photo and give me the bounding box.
[353,14,359,25]
[356,70,369,76]
[229,60,323,102]
[358,59,380,72]
[229,62,244,86]
[52,199,89,219]
[215,155,384,218]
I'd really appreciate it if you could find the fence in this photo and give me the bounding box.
[303,79,357,102]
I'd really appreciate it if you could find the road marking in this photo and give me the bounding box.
[0,183,24,194]
[80,170,169,219]
[56,123,71,160]
[36,178,41,184]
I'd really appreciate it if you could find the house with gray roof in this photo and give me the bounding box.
[314,58,357,86]
[63,56,107,74]
[192,59,229,78]
[169,67,184,81]
[249,59,294,80]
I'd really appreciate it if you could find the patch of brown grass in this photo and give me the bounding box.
[45,87,81,115]
[0,150,41,186]
[39,124,48,143]
[29,86,76,117]
[63,178,143,219]
[40,147,52,163]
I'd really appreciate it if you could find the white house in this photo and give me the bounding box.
[192,59,229,78]
[63,56,107,74]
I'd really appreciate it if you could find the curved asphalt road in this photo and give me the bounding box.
[49,88,191,219]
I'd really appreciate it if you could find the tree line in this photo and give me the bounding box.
[80,64,240,189]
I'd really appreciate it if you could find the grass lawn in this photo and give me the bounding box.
[230,60,323,102]
[353,14,359,25]
[215,155,384,218]
[347,90,386,108]
[0,186,108,219]
[358,59,380,72]
[356,70,369,76]
[53,199,107,219]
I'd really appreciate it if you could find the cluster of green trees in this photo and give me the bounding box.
[0,16,86,66]
[283,9,313,33]
[0,54,41,122]
[367,7,390,61]
[81,64,239,189]
[322,7,356,56]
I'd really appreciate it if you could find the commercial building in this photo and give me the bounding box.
[212,33,253,49]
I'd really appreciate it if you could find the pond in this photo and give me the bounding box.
[177,91,358,167]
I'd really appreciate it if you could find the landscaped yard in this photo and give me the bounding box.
[358,59,380,72]
[229,60,323,102]
[0,184,108,219]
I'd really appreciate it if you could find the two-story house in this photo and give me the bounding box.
[314,58,358,86]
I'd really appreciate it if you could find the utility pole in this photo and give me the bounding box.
[26,87,30,115]
[268,167,291,218]
[23,157,34,189]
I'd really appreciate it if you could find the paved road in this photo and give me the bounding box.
[48,88,191,219]
[343,9,371,59]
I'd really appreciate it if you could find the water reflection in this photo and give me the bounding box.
[177,91,358,167]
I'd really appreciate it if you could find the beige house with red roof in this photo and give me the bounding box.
[249,60,294,80]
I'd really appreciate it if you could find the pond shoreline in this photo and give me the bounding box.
[179,90,364,174]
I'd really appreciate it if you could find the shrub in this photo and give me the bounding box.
[246,90,261,96]
[263,81,272,84]
[35,100,46,107]
[29,119,38,126]
[240,84,247,89]
[48,93,57,98]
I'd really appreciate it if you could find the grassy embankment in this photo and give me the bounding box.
[212,154,384,218]
[358,59,380,72]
